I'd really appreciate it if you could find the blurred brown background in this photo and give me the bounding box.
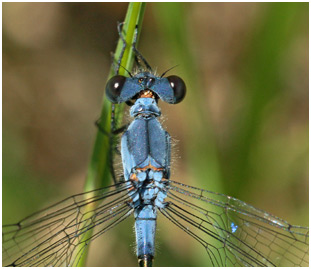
[3,3,308,266]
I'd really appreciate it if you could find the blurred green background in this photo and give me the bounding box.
[2,2,308,266]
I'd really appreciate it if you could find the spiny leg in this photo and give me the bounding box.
[109,22,127,75]
[132,25,152,71]
[115,22,126,74]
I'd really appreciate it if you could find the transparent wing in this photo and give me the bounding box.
[161,180,309,267]
[2,182,133,267]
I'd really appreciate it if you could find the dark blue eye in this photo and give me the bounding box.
[167,75,186,104]
[106,75,126,103]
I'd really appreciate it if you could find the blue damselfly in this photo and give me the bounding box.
[3,20,309,266]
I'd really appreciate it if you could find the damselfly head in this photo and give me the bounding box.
[105,71,186,105]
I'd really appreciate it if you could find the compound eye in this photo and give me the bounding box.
[167,75,186,104]
[105,75,126,103]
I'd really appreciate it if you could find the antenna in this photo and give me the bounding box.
[119,65,133,77]
[160,64,179,78]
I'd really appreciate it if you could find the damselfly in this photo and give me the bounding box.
[2,24,309,267]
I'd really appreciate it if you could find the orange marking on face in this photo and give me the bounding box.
[138,90,155,99]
